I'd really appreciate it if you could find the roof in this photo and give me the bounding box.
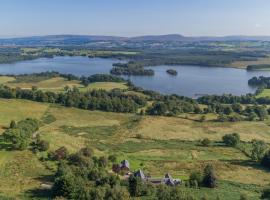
[134,169,146,179]
[120,160,130,169]
[164,178,175,186]
[164,173,172,180]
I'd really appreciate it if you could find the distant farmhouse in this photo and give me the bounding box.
[134,169,181,186]
[113,160,181,186]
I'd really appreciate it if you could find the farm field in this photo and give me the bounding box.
[257,89,270,98]
[231,54,270,69]
[0,98,269,199]
[1,76,128,92]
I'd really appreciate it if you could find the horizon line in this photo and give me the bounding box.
[1,33,270,39]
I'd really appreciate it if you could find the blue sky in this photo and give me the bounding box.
[0,0,270,37]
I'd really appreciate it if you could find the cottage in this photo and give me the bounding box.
[134,169,146,180]
[147,173,182,186]
[120,160,130,171]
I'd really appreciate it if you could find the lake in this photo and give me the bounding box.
[1,56,270,98]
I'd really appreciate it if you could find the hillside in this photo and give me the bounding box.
[0,74,269,199]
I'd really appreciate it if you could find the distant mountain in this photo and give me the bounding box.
[129,34,188,42]
[0,35,126,46]
[1,34,270,45]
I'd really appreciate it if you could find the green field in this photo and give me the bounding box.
[2,76,128,92]
[0,98,269,199]
[257,89,270,98]
[80,82,128,92]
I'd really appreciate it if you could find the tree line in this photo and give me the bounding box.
[0,85,146,113]
[110,62,154,76]
[197,93,270,105]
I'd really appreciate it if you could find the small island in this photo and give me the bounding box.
[110,62,154,76]
[166,69,178,76]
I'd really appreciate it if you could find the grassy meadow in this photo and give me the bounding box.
[0,75,269,199]
[0,97,269,199]
[0,75,128,92]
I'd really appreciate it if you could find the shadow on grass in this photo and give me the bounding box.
[225,159,270,173]
[25,174,54,199]
[25,188,53,199]
[0,142,14,151]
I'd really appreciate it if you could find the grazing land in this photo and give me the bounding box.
[0,96,270,199]
[1,40,270,199]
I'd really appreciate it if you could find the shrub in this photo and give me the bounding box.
[79,147,93,157]
[135,134,143,139]
[240,193,248,200]
[54,146,69,160]
[202,164,217,188]
[251,139,268,162]
[200,138,211,147]
[261,150,270,168]
[199,115,206,122]
[189,170,202,187]
[38,140,50,151]
[108,155,117,163]
[261,187,270,199]
[9,120,16,128]
[222,133,240,147]
[156,185,195,200]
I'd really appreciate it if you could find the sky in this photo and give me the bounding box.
[0,0,270,37]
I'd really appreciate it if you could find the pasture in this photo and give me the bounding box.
[0,99,269,199]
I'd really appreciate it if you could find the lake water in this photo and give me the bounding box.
[1,56,270,98]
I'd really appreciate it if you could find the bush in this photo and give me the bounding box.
[38,140,50,151]
[189,171,202,187]
[261,187,270,199]
[202,164,217,188]
[251,139,268,162]
[261,150,270,168]
[135,134,143,139]
[222,133,240,147]
[156,185,195,200]
[3,118,39,150]
[79,147,93,157]
[54,147,69,160]
[9,120,16,128]
[200,138,211,147]
[108,155,117,163]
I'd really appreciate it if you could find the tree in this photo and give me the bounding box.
[199,115,206,122]
[38,140,50,151]
[224,106,233,115]
[240,193,248,200]
[105,186,131,200]
[156,185,195,200]
[54,146,69,160]
[254,106,268,121]
[9,120,16,128]
[98,156,108,167]
[79,147,93,157]
[200,138,211,147]
[222,133,240,147]
[108,155,117,163]
[202,164,217,188]
[3,118,39,150]
[261,150,270,168]
[128,175,144,197]
[189,170,202,187]
[251,139,268,162]
[261,186,270,199]
[32,86,38,91]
